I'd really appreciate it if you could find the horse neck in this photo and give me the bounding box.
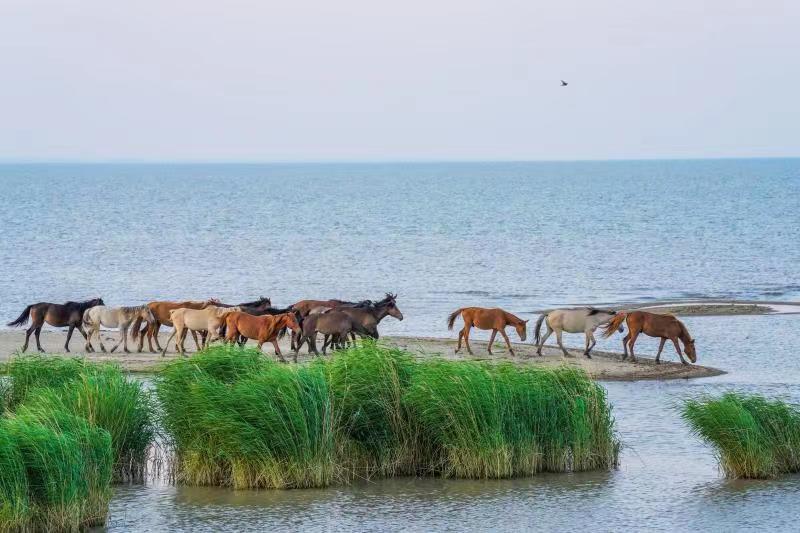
[504,311,522,326]
[677,321,691,342]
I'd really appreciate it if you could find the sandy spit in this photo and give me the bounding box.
[0,330,723,381]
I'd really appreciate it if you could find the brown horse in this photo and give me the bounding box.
[299,310,356,357]
[224,311,302,362]
[603,310,697,364]
[290,295,386,350]
[447,307,528,356]
[295,294,404,352]
[133,299,220,353]
[7,298,105,352]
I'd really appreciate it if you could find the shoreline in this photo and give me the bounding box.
[0,330,724,381]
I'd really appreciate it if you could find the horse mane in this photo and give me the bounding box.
[66,299,102,311]
[237,296,271,307]
[677,319,692,341]
[503,310,525,325]
[587,307,615,316]
[120,305,145,313]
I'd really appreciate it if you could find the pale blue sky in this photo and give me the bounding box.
[1,0,798,161]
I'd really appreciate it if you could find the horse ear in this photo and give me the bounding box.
[524,319,529,323]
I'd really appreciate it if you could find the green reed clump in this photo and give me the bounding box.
[403,361,619,478]
[156,343,619,489]
[5,355,155,481]
[326,342,418,477]
[0,406,113,531]
[157,346,336,488]
[682,392,800,478]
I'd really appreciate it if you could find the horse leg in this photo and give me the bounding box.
[463,325,474,355]
[455,328,465,353]
[85,326,94,352]
[151,322,163,352]
[191,331,202,352]
[272,340,287,362]
[584,330,596,358]
[98,327,108,353]
[123,324,131,353]
[309,335,319,356]
[671,337,688,365]
[555,329,569,357]
[655,338,667,364]
[110,327,124,353]
[487,329,497,355]
[627,331,640,362]
[65,325,75,352]
[621,333,630,360]
[322,334,331,355]
[35,326,44,352]
[537,326,553,356]
[22,324,36,352]
[499,328,514,356]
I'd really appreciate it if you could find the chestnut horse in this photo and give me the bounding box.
[7,298,104,352]
[224,311,302,362]
[133,299,221,353]
[447,307,528,356]
[603,310,697,364]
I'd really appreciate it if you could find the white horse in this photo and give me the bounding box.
[162,305,241,356]
[83,305,155,353]
[533,307,622,358]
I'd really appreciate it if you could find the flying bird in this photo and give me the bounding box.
[560,80,568,87]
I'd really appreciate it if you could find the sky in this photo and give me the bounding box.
[1,0,798,162]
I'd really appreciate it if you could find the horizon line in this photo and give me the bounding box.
[0,155,799,165]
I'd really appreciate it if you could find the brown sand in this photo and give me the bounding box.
[0,329,723,381]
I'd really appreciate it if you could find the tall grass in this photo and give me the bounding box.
[682,392,800,478]
[5,355,155,481]
[157,342,619,488]
[0,406,113,531]
[157,345,336,488]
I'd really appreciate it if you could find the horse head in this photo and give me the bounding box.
[515,319,529,342]
[91,298,105,307]
[284,311,302,332]
[684,338,697,363]
[383,293,404,321]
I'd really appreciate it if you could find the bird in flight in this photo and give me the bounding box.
[560,80,568,87]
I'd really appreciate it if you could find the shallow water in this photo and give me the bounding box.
[100,314,800,532]
[3,161,800,531]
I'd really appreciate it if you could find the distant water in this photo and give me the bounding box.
[3,161,800,531]
[1,160,798,337]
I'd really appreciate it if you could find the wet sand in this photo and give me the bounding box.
[0,330,723,381]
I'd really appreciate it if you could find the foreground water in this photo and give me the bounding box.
[102,313,800,532]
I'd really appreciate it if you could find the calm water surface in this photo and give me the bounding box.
[2,161,799,531]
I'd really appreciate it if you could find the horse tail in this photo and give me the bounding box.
[447,308,464,330]
[7,305,33,327]
[602,312,627,338]
[130,315,144,341]
[534,313,547,345]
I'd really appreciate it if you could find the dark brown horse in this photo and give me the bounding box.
[295,294,404,351]
[7,298,105,352]
[603,310,697,364]
[299,310,358,356]
[290,295,388,350]
[447,307,528,356]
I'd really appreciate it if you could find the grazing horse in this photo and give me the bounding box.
[7,298,105,352]
[133,299,220,353]
[603,310,697,365]
[161,306,241,357]
[533,307,620,358]
[447,307,528,356]
[224,311,302,362]
[83,305,155,353]
[300,310,359,356]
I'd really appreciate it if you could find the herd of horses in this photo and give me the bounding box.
[6,295,697,365]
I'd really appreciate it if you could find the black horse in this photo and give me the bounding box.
[8,298,105,352]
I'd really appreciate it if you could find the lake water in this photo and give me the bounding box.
[2,161,799,531]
